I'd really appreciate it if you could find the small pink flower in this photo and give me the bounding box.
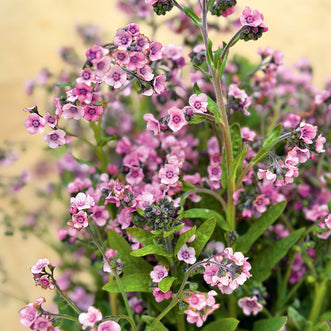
[71,83,93,104]
[91,206,109,226]
[137,65,154,81]
[105,65,128,88]
[31,258,51,274]
[149,41,163,61]
[299,122,317,144]
[150,264,168,283]
[62,103,84,120]
[33,316,53,331]
[126,166,144,185]
[153,74,166,94]
[208,164,222,181]
[86,44,108,63]
[71,192,95,210]
[35,275,55,290]
[112,50,129,65]
[126,23,140,36]
[143,113,160,135]
[77,68,96,85]
[24,113,47,134]
[113,28,132,50]
[189,93,208,113]
[127,52,146,71]
[97,320,121,331]
[168,106,187,132]
[159,163,180,185]
[238,296,263,316]
[315,134,326,153]
[83,105,104,122]
[152,287,171,302]
[78,306,102,330]
[253,194,270,213]
[240,7,264,27]
[177,244,196,264]
[69,211,89,229]
[241,127,256,141]
[44,112,58,128]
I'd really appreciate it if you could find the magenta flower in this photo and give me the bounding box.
[126,23,140,36]
[150,264,168,283]
[240,7,264,27]
[253,194,270,213]
[238,296,263,316]
[126,166,144,185]
[159,163,180,185]
[24,113,47,134]
[78,306,102,330]
[152,287,172,302]
[68,211,89,229]
[127,51,146,71]
[86,44,108,63]
[71,83,93,104]
[97,320,121,331]
[168,106,187,132]
[299,122,317,144]
[35,275,55,290]
[177,244,196,264]
[189,93,208,113]
[105,65,128,88]
[143,113,160,135]
[113,28,132,50]
[208,164,222,181]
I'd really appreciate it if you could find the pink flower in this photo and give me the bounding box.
[238,296,263,315]
[62,103,84,120]
[128,296,144,314]
[127,52,146,71]
[143,113,160,135]
[113,28,132,50]
[150,264,168,283]
[86,44,108,63]
[241,127,256,141]
[91,206,109,226]
[153,74,167,94]
[71,83,93,104]
[97,320,121,331]
[71,192,95,210]
[159,163,180,185]
[253,194,270,213]
[77,68,96,85]
[78,306,102,330]
[83,105,104,121]
[240,7,264,27]
[299,122,317,144]
[149,41,163,61]
[189,93,208,113]
[126,23,140,36]
[35,275,55,290]
[105,65,128,88]
[31,258,52,274]
[168,106,187,132]
[68,211,89,229]
[137,65,154,81]
[112,50,129,65]
[315,134,326,153]
[43,129,66,149]
[33,316,53,330]
[126,166,144,185]
[152,287,171,302]
[177,244,196,264]
[208,164,222,181]
[24,113,47,134]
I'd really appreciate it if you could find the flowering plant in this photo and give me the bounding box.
[6,0,331,330]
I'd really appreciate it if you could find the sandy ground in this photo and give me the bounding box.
[1,0,331,329]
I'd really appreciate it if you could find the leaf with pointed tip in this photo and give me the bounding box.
[202,318,239,331]
[158,276,176,293]
[174,226,196,255]
[191,217,216,257]
[130,245,172,258]
[253,317,287,331]
[103,273,151,293]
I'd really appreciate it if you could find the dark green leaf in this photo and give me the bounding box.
[253,317,287,331]
[191,217,216,257]
[130,244,172,258]
[202,318,239,331]
[179,208,230,231]
[98,134,119,147]
[230,144,248,180]
[189,115,207,124]
[107,229,152,274]
[230,122,242,158]
[174,226,196,255]
[126,227,156,246]
[251,228,305,282]
[158,276,176,293]
[219,49,229,77]
[193,64,212,79]
[288,307,309,330]
[193,82,203,95]
[183,7,200,26]
[206,38,214,67]
[235,201,287,253]
[103,273,151,293]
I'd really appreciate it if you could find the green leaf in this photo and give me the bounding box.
[288,307,309,330]
[206,38,214,67]
[193,63,212,79]
[98,134,119,147]
[213,47,222,72]
[182,181,197,191]
[107,229,152,274]
[235,201,287,253]
[103,273,151,293]
[219,49,229,78]
[174,226,196,255]
[253,317,287,331]
[193,82,202,95]
[252,124,282,164]
[230,144,248,180]
[126,227,156,246]
[207,96,218,116]
[189,115,207,124]
[314,322,330,331]
[158,276,176,293]
[143,316,169,331]
[230,122,242,158]
[202,318,239,331]
[251,228,305,282]
[191,217,216,257]
[183,7,200,26]
[130,244,172,258]
[179,208,230,231]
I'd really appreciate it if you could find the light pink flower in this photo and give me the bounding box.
[177,244,196,264]
[33,316,53,331]
[113,29,132,50]
[153,74,166,94]
[137,65,154,81]
[83,105,104,122]
[127,52,146,71]
[71,192,95,210]
[241,127,256,141]
[159,163,180,185]
[299,122,317,144]
[315,134,326,153]
[69,211,89,229]
[126,166,144,185]
[24,113,47,134]
[168,106,187,132]
[105,65,128,89]
[86,44,108,63]
[208,164,222,181]
[70,83,93,104]
[238,296,263,316]
[97,320,121,331]
[240,7,264,27]
[150,264,168,283]
[143,113,160,135]
[149,41,163,61]
[43,129,66,149]
[78,306,102,330]
[152,287,172,302]
[189,93,208,113]
[62,103,84,120]
[31,258,51,274]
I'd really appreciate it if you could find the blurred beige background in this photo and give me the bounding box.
[1,0,331,330]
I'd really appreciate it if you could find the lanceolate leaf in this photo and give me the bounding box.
[174,226,196,256]
[130,244,172,258]
[183,7,200,27]
[158,276,176,293]
[230,122,242,159]
[253,317,287,331]
[126,227,156,246]
[107,229,152,274]
[179,208,230,231]
[103,273,151,293]
[202,318,239,331]
[191,217,216,257]
[235,201,287,253]
[250,228,305,283]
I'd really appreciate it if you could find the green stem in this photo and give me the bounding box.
[90,121,107,173]
[53,281,81,315]
[41,311,79,322]
[86,226,137,331]
[308,279,328,323]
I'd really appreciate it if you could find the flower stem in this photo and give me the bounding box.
[90,121,107,173]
